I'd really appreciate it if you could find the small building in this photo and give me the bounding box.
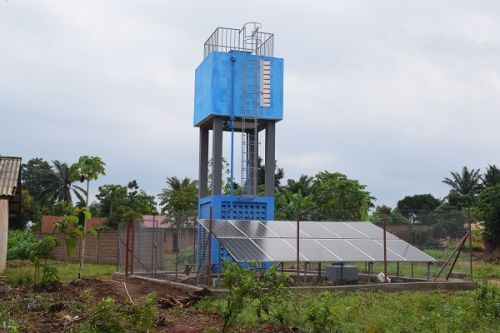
[0,156,22,273]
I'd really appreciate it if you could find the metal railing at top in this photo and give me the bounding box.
[203,25,274,59]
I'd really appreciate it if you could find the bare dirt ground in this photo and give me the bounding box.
[0,277,222,333]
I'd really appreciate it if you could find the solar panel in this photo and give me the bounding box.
[387,240,436,262]
[318,239,375,262]
[230,220,280,238]
[198,219,436,263]
[199,220,247,238]
[221,238,271,261]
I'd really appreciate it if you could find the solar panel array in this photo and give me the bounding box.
[198,220,436,263]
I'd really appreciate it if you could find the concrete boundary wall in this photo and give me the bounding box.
[36,231,119,265]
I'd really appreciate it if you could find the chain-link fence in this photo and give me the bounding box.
[371,209,474,281]
[117,213,197,282]
[275,208,474,281]
[117,208,475,284]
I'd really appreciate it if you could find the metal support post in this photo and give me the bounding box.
[296,215,300,280]
[125,220,130,277]
[468,208,473,281]
[207,206,213,286]
[383,211,388,283]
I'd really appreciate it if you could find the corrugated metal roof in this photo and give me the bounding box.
[0,156,22,198]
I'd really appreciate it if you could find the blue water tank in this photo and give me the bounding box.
[193,51,283,127]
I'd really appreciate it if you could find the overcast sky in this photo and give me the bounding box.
[1,0,499,207]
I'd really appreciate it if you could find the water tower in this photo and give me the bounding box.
[194,23,283,271]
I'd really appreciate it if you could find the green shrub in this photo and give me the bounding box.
[77,293,158,333]
[7,230,38,260]
[305,292,339,333]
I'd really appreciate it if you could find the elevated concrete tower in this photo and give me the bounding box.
[194,23,283,272]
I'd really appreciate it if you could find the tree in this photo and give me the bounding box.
[77,156,106,207]
[40,161,86,204]
[476,185,500,260]
[158,177,198,277]
[483,164,500,188]
[158,177,198,216]
[94,182,157,228]
[310,171,374,221]
[76,156,106,279]
[275,191,314,220]
[21,158,54,203]
[9,189,43,230]
[257,157,284,188]
[397,194,442,214]
[285,175,314,196]
[442,166,483,208]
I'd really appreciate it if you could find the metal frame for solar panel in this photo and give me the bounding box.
[198,219,437,264]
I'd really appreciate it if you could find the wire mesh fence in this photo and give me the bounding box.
[275,208,474,281]
[117,208,475,284]
[117,213,197,282]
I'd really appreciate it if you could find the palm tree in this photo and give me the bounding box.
[483,164,500,188]
[442,166,483,195]
[286,175,314,196]
[41,161,86,204]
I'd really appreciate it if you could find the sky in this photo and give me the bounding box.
[1,0,499,207]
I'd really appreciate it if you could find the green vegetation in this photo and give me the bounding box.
[0,283,157,333]
[7,229,38,260]
[29,236,60,286]
[476,185,500,251]
[92,181,157,228]
[204,261,293,332]
[276,171,374,221]
[4,261,115,285]
[77,293,158,333]
[199,269,500,333]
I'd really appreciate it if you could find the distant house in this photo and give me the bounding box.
[0,156,22,273]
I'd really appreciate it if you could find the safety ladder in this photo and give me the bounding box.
[240,55,259,197]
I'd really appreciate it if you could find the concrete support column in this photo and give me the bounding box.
[247,129,258,196]
[212,118,223,195]
[0,200,8,273]
[265,121,276,196]
[198,127,209,198]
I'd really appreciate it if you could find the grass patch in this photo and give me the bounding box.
[4,260,115,285]
[200,285,500,332]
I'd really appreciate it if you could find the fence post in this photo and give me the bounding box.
[383,210,388,283]
[96,232,100,264]
[468,208,473,281]
[131,217,135,275]
[125,220,130,277]
[296,213,300,280]
[207,206,213,286]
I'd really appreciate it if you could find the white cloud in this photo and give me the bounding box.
[1,0,499,207]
